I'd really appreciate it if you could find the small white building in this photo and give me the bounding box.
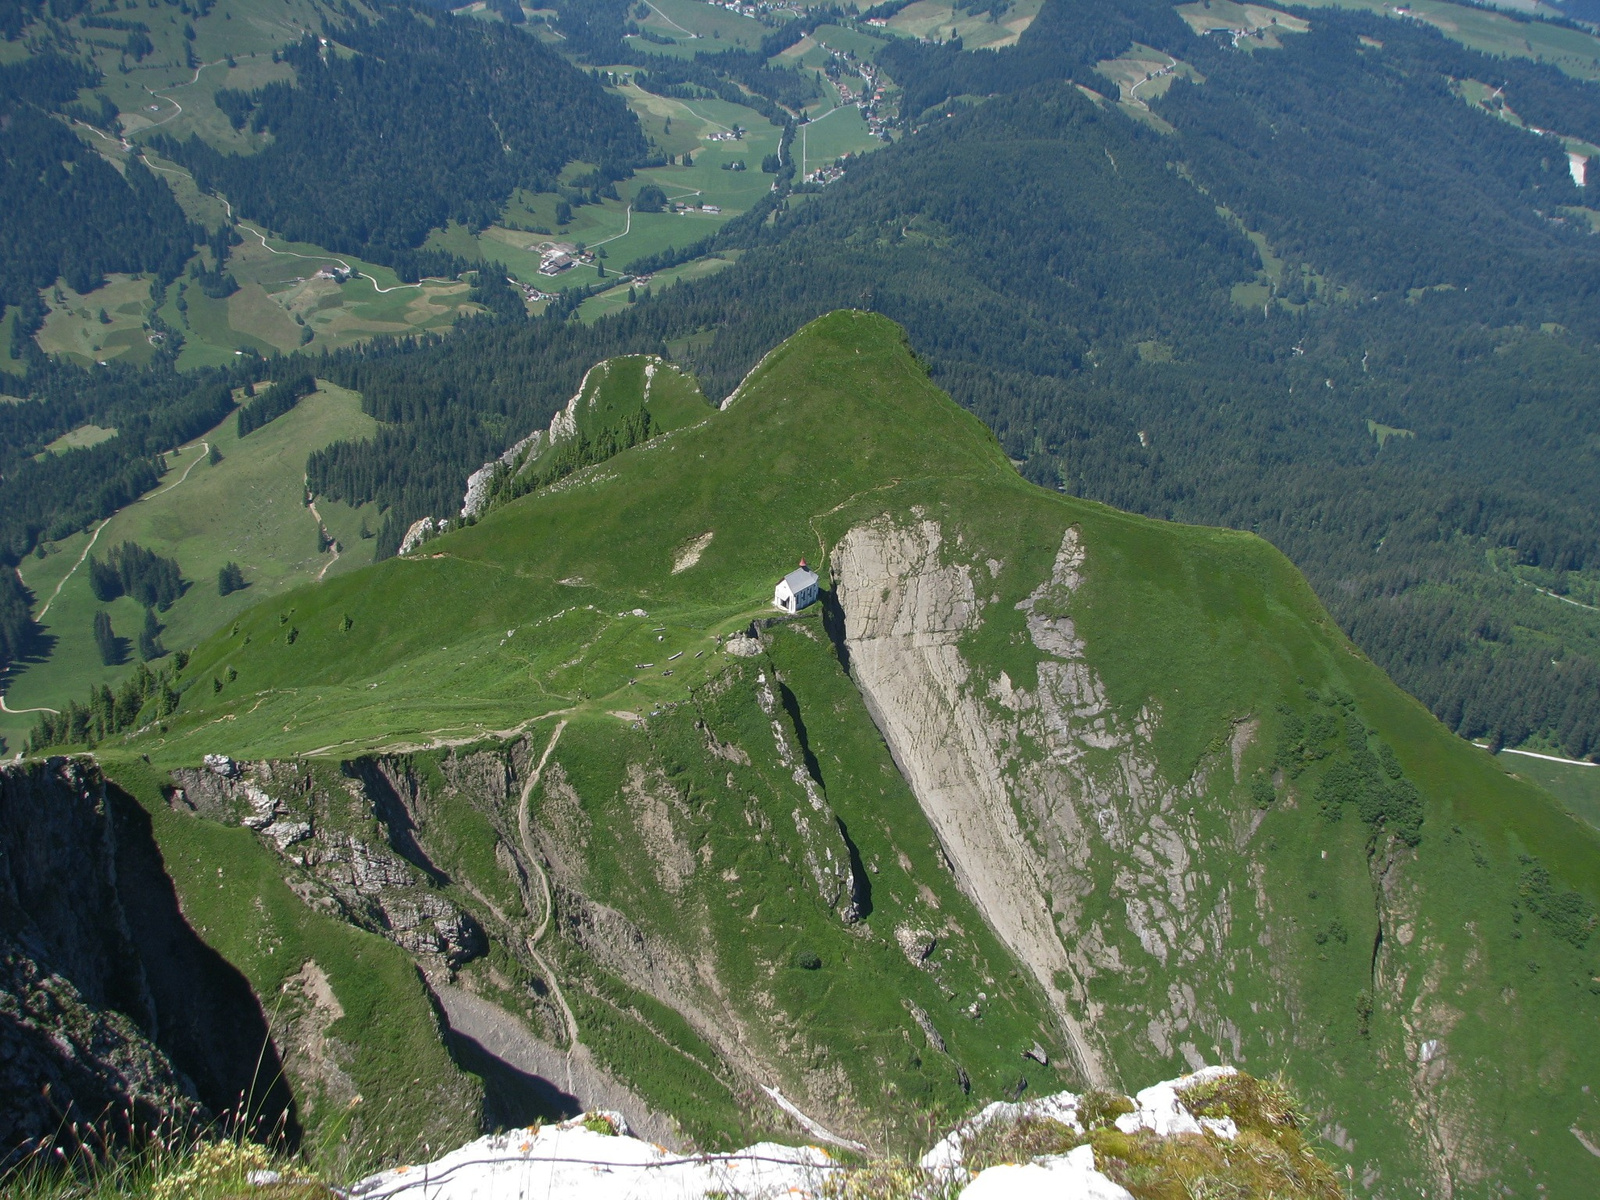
[774,562,819,614]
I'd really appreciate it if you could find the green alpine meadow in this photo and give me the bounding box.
[13,311,1590,1195]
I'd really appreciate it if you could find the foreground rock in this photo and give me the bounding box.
[350,1113,834,1200]
[350,1067,1342,1200]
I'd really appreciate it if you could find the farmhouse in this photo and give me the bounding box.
[774,561,819,614]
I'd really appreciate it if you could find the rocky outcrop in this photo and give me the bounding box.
[0,926,200,1160]
[350,1065,1336,1200]
[834,517,1249,1089]
[0,760,294,1159]
[173,760,486,968]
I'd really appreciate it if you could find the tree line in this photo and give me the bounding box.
[88,541,183,610]
[237,373,317,437]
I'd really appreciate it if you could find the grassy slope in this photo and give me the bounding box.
[1,384,378,751]
[104,311,1600,1192]
[1492,751,1600,833]
[521,631,1061,1146]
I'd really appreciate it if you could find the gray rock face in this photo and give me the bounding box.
[0,925,202,1159]
[173,760,487,969]
[834,518,1252,1090]
[0,759,203,1158]
[0,760,301,1161]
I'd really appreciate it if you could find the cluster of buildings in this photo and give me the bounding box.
[708,0,805,16]
[536,242,597,277]
[819,49,891,140]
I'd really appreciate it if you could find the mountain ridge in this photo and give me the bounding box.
[16,310,1600,1195]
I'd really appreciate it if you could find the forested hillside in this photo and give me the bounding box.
[160,6,646,266]
[0,55,194,325]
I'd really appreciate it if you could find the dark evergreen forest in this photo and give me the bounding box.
[159,6,647,268]
[0,54,195,311]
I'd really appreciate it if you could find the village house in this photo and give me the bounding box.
[773,561,819,614]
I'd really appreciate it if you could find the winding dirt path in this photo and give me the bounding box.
[587,204,633,249]
[154,440,210,497]
[38,436,208,621]
[506,720,584,1059]
[643,0,696,37]
[239,225,449,294]
[307,500,340,582]
[519,720,568,943]
[0,690,58,717]
[36,519,107,621]
[140,58,230,130]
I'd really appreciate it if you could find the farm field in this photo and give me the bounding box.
[770,22,894,71]
[37,424,118,457]
[1296,0,1600,82]
[883,0,1042,50]
[576,252,738,322]
[797,104,881,174]
[1175,0,1308,48]
[1454,77,1600,168]
[0,383,379,752]
[806,22,894,63]
[33,275,162,368]
[112,52,294,151]
[623,0,777,56]
[1096,44,1205,108]
[1492,751,1600,833]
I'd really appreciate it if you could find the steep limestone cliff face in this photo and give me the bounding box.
[829,513,1459,1191]
[834,519,1111,1085]
[0,760,292,1159]
[835,516,1254,1088]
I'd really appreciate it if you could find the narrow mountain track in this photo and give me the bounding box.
[515,720,575,1053]
[36,518,106,621]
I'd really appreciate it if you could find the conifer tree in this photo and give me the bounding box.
[93,610,119,666]
[137,607,163,662]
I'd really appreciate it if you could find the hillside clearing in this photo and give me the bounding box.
[885,0,1043,51]
[0,383,378,750]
